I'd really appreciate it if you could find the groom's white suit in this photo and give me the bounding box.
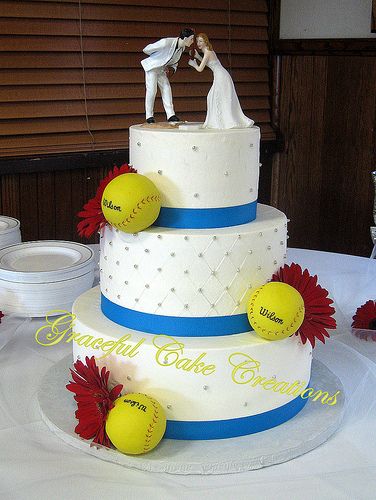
[141,37,183,120]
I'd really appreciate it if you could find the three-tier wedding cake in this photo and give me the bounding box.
[72,123,312,440]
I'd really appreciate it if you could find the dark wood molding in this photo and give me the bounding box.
[268,0,281,50]
[273,38,376,56]
[267,2,283,146]
[0,141,282,176]
[0,149,130,175]
[261,138,284,156]
[270,55,282,132]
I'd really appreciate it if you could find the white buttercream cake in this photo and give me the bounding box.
[129,125,260,211]
[72,124,313,440]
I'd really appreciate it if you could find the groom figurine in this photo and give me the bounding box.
[141,28,195,124]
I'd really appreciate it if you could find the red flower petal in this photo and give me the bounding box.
[109,384,123,401]
[76,163,137,239]
[66,356,124,446]
[272,263,336,348]
[352,300,376,329]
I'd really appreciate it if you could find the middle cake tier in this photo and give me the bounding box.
[100,204,287,336]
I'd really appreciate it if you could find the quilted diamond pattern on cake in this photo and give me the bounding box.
[199,274,225,305]
[212,290,238,314]
[156,289,188,316]
[100,205,287,318]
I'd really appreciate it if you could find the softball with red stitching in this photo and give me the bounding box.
[101,173,161,233]
[247,282,305,341]
[105,393,166,455]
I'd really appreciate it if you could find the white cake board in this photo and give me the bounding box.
[38,356,345,475]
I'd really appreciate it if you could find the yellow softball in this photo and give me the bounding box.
[247,282,305,340]
[105,393,166,455]
[101,173,161,233]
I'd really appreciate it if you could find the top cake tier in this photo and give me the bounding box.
[129,124,260,229]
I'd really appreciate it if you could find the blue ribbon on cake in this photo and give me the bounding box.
[155,200,257,229]
[101,294,251,336]
[164,392,309,440]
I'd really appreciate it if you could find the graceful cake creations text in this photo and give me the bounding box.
[36,311,340,407]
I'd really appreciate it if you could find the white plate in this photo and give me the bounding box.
[0,241,94,283]
[0,216,20,234]
[0,270,95,317]
[0,216,21,249]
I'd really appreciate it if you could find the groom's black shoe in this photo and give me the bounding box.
[168,115,180,122]
[146,117,156,124]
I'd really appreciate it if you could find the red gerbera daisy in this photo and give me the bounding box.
[77,163,136,238]
[272,263,337,348]
[66,356,123,447]
[352,300,376,330]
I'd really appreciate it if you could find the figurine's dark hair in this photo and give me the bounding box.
[179,28,195,39]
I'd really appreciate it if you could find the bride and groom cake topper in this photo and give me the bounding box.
[141,28,254,129]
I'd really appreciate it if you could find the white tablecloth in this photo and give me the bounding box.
[1,248,376,500]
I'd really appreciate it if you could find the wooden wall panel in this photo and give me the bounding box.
[19,173,38,241]
[54,170,73,241]
[1,175,20,219]
[273,56,327,250]
[320,57,376,255]
[273,55,376,256]
[0,164,120,245]
[37,172,55,240]
[70,169,94,243]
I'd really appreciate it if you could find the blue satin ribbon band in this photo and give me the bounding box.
[155,200,257,229]
[101,294,251,336]
[165,393,309,440]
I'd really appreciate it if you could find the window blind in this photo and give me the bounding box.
[0,0,274,158]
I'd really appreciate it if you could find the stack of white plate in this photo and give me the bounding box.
[0,216,21,249]
[0,241,95,317]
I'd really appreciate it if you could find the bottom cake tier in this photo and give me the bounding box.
[72,287,313,440]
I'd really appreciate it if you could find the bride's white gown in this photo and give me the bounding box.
[203,56,254,129]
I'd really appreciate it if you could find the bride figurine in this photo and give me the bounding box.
[188,33,254,129]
